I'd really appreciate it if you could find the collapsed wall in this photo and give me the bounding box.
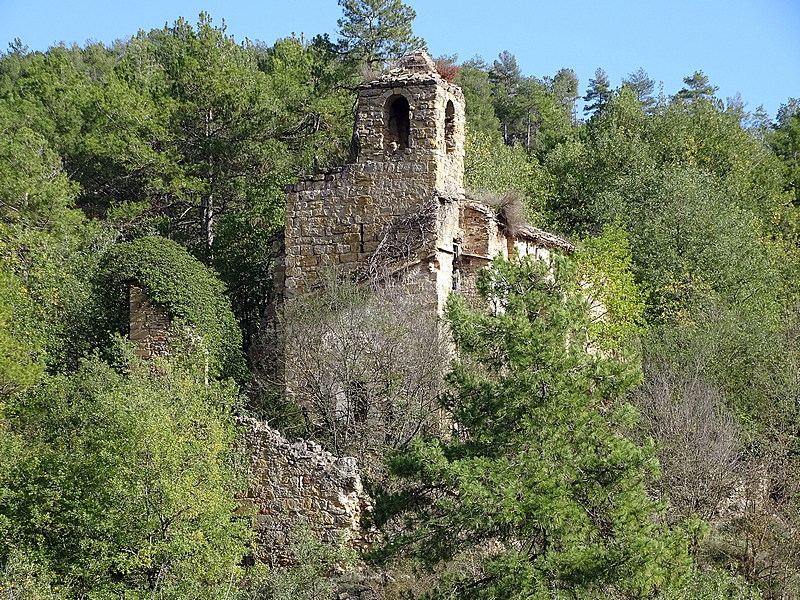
[238,418,373,564]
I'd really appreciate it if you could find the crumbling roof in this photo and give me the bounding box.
[390,50,438,75]
[359,50,444,88]
[513,224,575,252]
[464,198,574,252]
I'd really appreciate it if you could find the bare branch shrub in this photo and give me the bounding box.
[278,271,449,479]
[356,202,437,284]
[634,363,743,521]
[707,440,800,598]
[357,61,382,83]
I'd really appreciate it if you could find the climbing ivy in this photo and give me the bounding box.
[99,236,246,381]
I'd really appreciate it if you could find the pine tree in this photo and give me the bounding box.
[583,67,612,117]
[623,67,656,112]
[674,70,718,103]
[336,0,425,69]
[547,67,579,122]
[373,255,689,599]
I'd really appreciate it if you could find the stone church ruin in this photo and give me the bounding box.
[127,51,573,558]
[275,50,572,313]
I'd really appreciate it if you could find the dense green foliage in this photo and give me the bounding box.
[0,270,43,399]
[99,236,246,381]
[573,223,645,352]
[374,256,688,598]
[0,2,799,598]
[0,15,356,350]
[0,354,250,598]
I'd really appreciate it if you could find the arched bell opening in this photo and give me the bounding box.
[445,100,456,153]
[385,95,410,151]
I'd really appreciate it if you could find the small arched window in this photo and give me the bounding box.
[385,95,410,150]
[445,100,455,153]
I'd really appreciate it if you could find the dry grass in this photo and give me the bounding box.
[472,191,531,236]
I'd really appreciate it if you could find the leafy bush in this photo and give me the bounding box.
[0,355,250,598]
[99,236,246,381]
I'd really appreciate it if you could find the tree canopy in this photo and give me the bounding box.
[336,0,425,68]
[373,256,689,598]
[0,6,798,598]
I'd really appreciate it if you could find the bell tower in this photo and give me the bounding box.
[353,51,465,197]
[281,51,466,304]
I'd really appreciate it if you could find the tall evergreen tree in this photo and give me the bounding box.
[673,70,718,103]
[583,67,612,117]
[547,67,579,123]
[373,255,688,599]
[456,58,502,139]
[623,67,656,112]
[336,0,425,69]
[488,50,524,144]
[488,50,521,90]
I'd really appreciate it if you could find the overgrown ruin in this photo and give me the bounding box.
[128,51,573,558]
[276,51,572,313]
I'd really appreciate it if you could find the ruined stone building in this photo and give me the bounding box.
[275,50,573,314]
[272,48,574,474]
[254,50,573,555]
[127,51,573,561]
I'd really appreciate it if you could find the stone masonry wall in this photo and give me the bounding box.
[282,52,465,305]
[238,418,372,564]
[129,284,171,359]
[457,203,571,302]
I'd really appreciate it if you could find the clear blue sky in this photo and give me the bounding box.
[1,0,798,119]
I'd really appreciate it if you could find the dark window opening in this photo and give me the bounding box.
[445,100,456,153]
[452,241,461,291]
[386,95,410,150]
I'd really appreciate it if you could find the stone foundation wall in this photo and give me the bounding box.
[238,418,373,564]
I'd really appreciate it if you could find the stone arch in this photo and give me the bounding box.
[445,99,456,153]
[385,94,410,151]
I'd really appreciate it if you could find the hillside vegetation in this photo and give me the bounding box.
[1,1,799,598]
